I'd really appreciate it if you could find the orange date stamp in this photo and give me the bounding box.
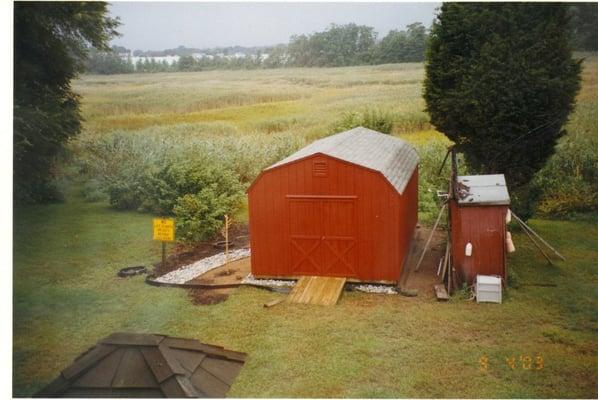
[479,355,544,372]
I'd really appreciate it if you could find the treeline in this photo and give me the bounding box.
[86,3,598,75]
[288,22,426,67]
[85,22,429,74]
[87,47,135,74]
[131,44,271,57]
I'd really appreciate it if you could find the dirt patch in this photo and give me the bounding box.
[186,257,251,305]
[188,288,231,305]
[152,223,250,277]
[399,225,447,300]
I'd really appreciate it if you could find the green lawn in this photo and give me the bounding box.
[13,191,598,397]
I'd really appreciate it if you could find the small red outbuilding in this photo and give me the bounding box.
[248,127,419,283]
[450,174,511,285]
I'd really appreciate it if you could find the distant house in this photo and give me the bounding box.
[116,51,130,61]
[130,55,180,68]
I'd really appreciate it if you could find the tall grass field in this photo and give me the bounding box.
[13,57,598,397]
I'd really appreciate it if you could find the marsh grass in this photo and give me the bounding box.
[73,63,429,135]
[70,56,598,224]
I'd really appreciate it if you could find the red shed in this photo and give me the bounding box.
[248,127,419,283]
[450,174,510,285]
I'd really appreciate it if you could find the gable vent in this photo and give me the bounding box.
[313,160,328,177]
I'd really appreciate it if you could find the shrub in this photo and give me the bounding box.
[361,109,394,134]
[331,109,394,134]
[71,128,303,242]
[331,111,362,133]
[414,140,469,225]
[534,133,598,217]
[510,182,543,221]
[173,186,242,243]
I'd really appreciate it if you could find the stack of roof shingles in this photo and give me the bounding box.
[35,332,246,398]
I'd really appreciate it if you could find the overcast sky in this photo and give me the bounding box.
[109,2,440,50]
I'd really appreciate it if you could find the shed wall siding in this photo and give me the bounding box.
[248,154,417,282]
[450,202,507,284]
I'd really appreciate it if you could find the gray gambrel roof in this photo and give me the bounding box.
[267,127,419,194]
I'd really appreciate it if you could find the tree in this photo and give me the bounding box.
[287,34,312,66]
[375,22,428,63]
[569,3,598,51]
[423,3,581,216]
[178,55,197,71]
[287,24,377,67]
[86,47,134,74]
[14,2,119,203]
[263,45,288,68]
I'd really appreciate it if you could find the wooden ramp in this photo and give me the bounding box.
[288,276,347,305]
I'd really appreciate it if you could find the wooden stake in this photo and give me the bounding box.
[511,212,565,261]
[440,239,450,280]
[221,214,233,273]
[414,203,447,272]
[225,214,230,266]
[263,299,284,308]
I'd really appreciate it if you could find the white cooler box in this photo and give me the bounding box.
[475,275,502,303]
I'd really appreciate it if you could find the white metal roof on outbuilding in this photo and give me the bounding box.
[267,127,419,194]
[457,174,510,206]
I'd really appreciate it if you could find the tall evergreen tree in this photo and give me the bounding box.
[14,2,119,203]
[569,3,598,50]
[423,3,581,216]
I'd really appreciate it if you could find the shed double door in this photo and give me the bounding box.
[288,195,357,277]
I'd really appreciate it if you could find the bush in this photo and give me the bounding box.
[173,186,242,243]
[510,182,543,221]
[534,133,598,217]
[331,109,394,134]
[81,179,108,202]
[331,111,362,133]
[72,129,304,242]
[136,162,242,215]
[361,109,394,134]
[414,140,469,225]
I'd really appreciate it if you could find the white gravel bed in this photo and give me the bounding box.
[241,275,396,295]
[241,273,296,287]
[153,248,251,284]
[354,284,398,294]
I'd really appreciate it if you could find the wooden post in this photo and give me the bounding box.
[221,214,232,273]
[440,239,450,280]
[450,147,458,200]
[225,215,229,266]
[162,241,166,268]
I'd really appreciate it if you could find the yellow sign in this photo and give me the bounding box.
[153,218,175,242]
